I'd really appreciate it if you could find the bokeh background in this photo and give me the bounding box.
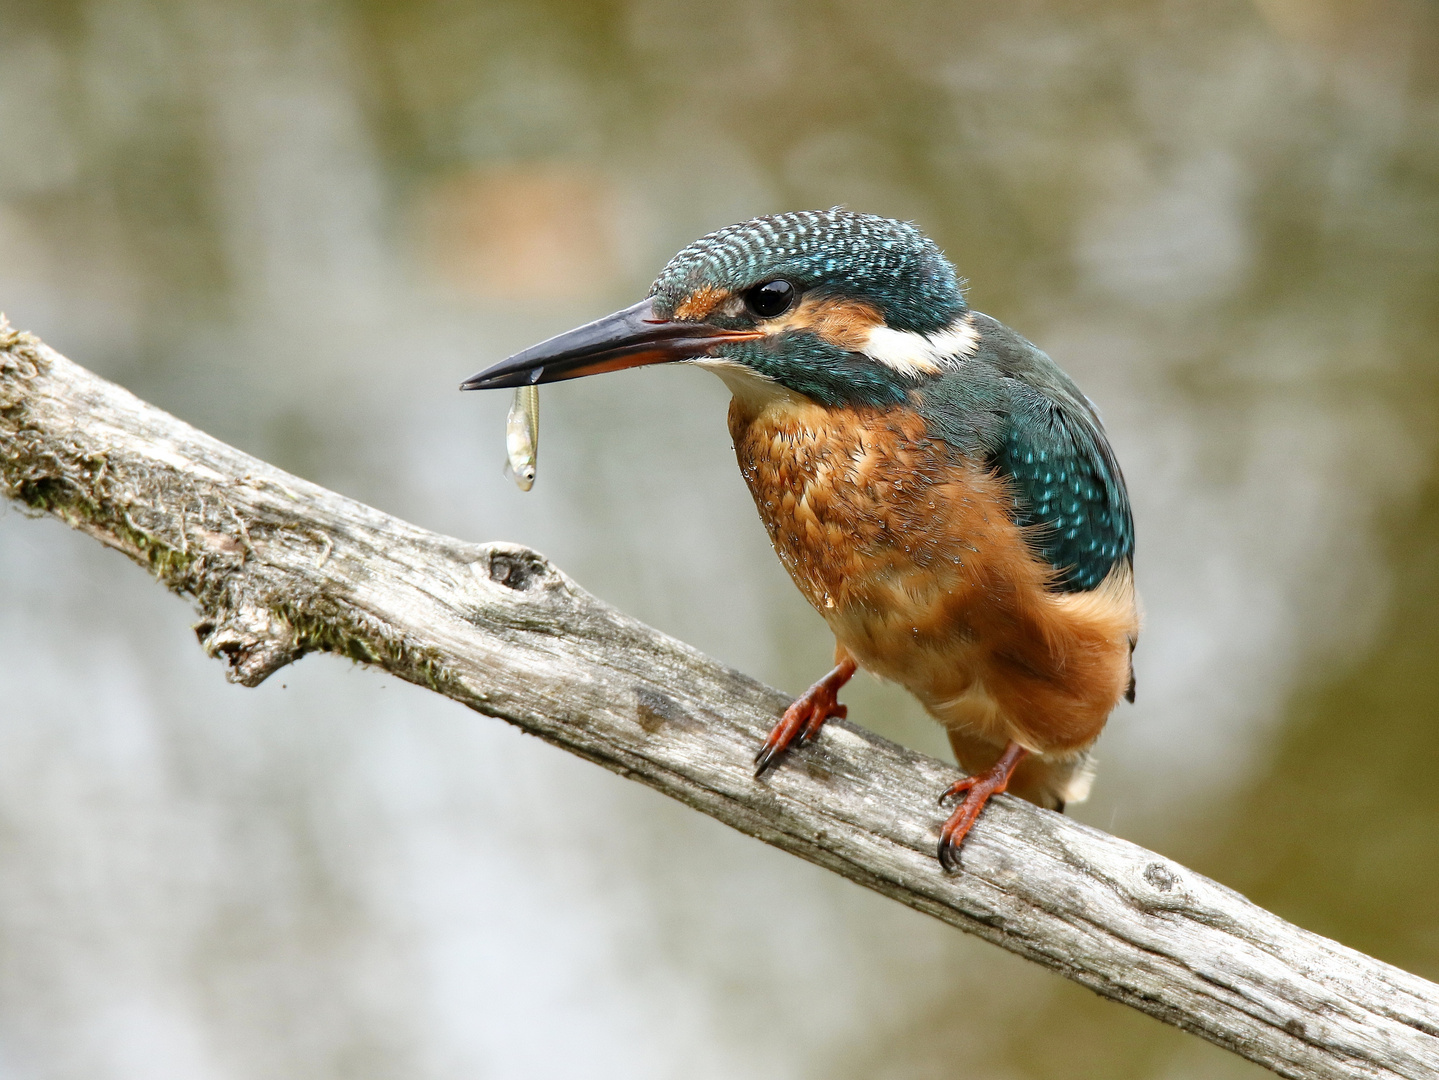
[1,0,1437,1076]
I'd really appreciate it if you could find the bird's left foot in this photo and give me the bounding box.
[755,657,858,777]
[937,741,1029,871]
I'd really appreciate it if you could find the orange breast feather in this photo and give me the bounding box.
[729,395,1137,758]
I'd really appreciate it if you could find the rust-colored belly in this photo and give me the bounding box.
[728,395,1136,758]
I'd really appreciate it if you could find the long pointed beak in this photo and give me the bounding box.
[460,297,761,391]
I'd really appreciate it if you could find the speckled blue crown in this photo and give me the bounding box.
[650,209,966,334]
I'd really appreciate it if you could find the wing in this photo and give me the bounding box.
[993,386,1133,592]
[914,313,1133,594]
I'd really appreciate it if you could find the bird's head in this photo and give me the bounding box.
[461,209,975,408]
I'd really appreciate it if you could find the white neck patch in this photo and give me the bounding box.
[861,312,979,377]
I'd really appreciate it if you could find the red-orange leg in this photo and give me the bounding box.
[936,741,1029,870]
[754,655,858,778]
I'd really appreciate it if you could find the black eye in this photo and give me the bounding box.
[743,279,797,319]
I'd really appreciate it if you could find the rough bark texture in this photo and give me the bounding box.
[2,321,1437,1080]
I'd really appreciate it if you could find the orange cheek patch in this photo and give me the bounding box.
[673,285,731,321]
[772,296,884,351]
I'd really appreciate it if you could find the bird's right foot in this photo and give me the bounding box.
[754,657,858,777]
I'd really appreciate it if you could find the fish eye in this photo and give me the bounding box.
[743,279,797,319]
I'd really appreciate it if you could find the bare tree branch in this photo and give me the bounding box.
[2,320,1437,1080]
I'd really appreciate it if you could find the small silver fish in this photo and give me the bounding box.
[504,384,539,491]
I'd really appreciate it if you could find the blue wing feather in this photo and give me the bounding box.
[915,313,1133,593]
[993,390,1133,591]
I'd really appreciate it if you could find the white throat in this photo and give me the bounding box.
[687,356,808,411]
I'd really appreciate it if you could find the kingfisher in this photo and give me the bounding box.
[462,210,1137,868]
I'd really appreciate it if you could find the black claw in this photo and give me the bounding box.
[754,745,781,778]
[938,840,955,872]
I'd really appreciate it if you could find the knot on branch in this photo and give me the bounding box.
[484,544,558,592]
[194,601,301,687]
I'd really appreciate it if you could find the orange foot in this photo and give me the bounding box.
[937,741,1030,871]
[754,656,858,778]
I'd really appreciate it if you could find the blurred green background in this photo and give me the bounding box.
[1,0,1437,1076]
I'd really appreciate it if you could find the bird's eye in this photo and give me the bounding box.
[743,279,797,319]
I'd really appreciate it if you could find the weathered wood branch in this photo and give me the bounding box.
[1,320,1436,1080]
